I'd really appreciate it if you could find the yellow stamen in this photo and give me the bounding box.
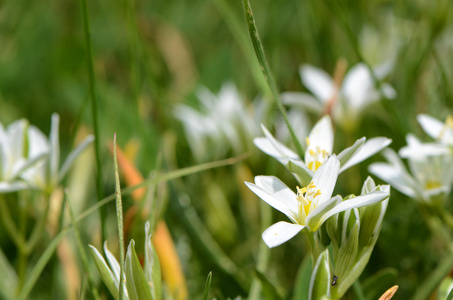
[306,137,310,146]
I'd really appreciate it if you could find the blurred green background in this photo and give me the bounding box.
[1,0,453,298]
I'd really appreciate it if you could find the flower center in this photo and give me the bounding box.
[296,183,322,223]
[424,180,442,190]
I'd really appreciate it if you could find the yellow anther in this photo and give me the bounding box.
[306,137,310,146]
[446,115,453,127]
[425,181,442,190]
[309,149,315,156]
[307,182,316,189]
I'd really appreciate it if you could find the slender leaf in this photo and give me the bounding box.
[203,272,212,300]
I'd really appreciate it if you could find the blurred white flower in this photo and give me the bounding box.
[245,156,389,248]
[174,83,260,161]
[0,119,48,192]
[282,62,396,131]
[417,114,453,148]
[20,114,94,193]
[255,115,391,185]
[369,134,453,203]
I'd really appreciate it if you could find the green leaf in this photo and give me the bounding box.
[334,222,359,295]
[144,222,162,300]
[203,272,213,300]
[125,240,153,300]
[0,247,18,300]
[88,245,119,300]
[293,255,313,300]
[309,250,331,300]
[361,268,398,300]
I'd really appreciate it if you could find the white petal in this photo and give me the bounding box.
[255,125,300,164]
[368,163,418,198]
[342,63,373,109]
[245,178,298,223]
[417,114,443,140]
[306,195,342,230]
[262,221,305,248]
[281,92,324,113]
[306,115,334,158]
[316,191,389,228]
[299,64,334,103]
[340,137,392,172]
[399,142,449,158]
[311,155,340,205]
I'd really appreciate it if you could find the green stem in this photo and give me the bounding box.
[79,0,106,241]
[113,134,125,300]
[25,193,51,254]
[17,196,28,289]
[305,231,325,267]
[242,0,304,158]
[0,198,27,253]
[66,192,101,300]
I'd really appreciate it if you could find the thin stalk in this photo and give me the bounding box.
[242,0,304,158]
[352,281,366,300]
[17,196,28,288]
[113,134,125,300]
[79,0,106,240]
[66,192,101,300]
[25,193,51,253]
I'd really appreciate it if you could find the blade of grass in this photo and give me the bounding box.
[203,272,212,300]
[79,0,106,240]
[66,191,101,300]
[241,0,304,158]
[113,134,126,300]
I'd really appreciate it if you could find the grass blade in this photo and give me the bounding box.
[203,272,212,300]
[241,0,304,158]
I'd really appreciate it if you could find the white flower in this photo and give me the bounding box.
[254,115,391,186]
[245,156,390,247]
[0,119,48,192]
[174,83,263,161]
[20,114,94,193]
[369,135,453,202]
[282,62,396,131]
[417,114,453,147]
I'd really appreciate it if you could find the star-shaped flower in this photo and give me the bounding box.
[254,115,391,186]
[246,155,390,247]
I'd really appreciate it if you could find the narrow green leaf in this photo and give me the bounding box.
[144,222,162,300]
[113,134,126,300]
[0,247,18,300]
[125,240,153,300]
[88,245,119,300]
[293,255,313,300]
[309,250,331,300]
[203,272,213,300]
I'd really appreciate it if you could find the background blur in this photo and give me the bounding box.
[1,0,453,298]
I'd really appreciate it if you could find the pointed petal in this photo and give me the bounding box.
[262,221,305,248]
[311,155,340,205]
[299,64,334,103]
[342,63,373,109]
[340,137,391,172]
[89,245,120,299]
[417,114,444,140]
[306,195,342,231]
[316,191,389,230]
[306,115,334,161]
[254,124,300,164]
[104,241,121,281]
[368,163,418,198]
[0,181,29,193]
[58,135,94,182]
[337,137,366,170]
[246,176,298,222]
